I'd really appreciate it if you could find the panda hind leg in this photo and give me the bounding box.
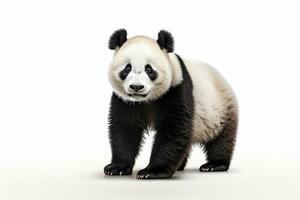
[200,111,238,172]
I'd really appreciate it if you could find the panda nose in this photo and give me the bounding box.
[130,84,144,92]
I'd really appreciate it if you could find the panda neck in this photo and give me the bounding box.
[168,53,184,87]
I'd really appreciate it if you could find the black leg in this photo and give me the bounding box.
[137,105,193,179]
[200,110,238,172]
[137,129,190,179]
[177,154,188,171]
[104,94,145,176]
[104,123,144,176]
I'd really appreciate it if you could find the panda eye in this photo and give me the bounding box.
[145,64,153,74]
[144,64,157,81]
[124,64,132,73]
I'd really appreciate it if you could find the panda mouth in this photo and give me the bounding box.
[128,93,148,98]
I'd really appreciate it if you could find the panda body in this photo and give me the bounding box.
[104,29,238,179]
[168,54,237,144]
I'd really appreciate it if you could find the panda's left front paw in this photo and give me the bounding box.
[136,167,174,179]
[104,163,132,176]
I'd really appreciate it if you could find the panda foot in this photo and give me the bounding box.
[104,163,132,176]
[199,162,229,172]
[137,168,174,179]
[177,167,185,171]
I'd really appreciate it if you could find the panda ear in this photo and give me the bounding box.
[157,30,174,53]
[108,29,127,50]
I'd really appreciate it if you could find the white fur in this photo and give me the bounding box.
[168,53,183,86]
[169,56,238,143]
[108,36,173,102]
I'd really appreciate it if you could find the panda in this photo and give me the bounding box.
[104,29,238,179]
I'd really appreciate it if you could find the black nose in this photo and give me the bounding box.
[130,84,144,92]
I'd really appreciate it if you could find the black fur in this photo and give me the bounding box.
[177,154,188,171]
[157,30,174,53]
[108,29,127,50]
[104,54,194,179]
[145,64,158,81]
[119,64,132,80]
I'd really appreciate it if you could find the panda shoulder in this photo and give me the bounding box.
[168,53,183,87]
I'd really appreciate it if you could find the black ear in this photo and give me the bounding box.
[108,29,127,50]
[157,30,174,53]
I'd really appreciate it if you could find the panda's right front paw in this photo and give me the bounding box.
[104,163,132,176]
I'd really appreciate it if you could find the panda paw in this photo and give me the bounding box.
[104,163,132,176]
[136,167,174,179]
[199,162,229,172]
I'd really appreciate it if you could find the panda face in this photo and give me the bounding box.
[119,63,157,98]
[108,36,172,102]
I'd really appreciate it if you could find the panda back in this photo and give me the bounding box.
[182,58,238,143]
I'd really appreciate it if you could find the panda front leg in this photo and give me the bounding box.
[137,119,192,179]
[177,153,189,171]
[104,122,144,176]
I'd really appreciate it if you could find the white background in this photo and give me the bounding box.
[1,0,300,199]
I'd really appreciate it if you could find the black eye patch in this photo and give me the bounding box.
[119,64,132,80]
[145,64,158,81]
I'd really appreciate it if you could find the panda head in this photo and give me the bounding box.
[108,29,175,102]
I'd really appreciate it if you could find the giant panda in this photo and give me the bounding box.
[104,29,238,179]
